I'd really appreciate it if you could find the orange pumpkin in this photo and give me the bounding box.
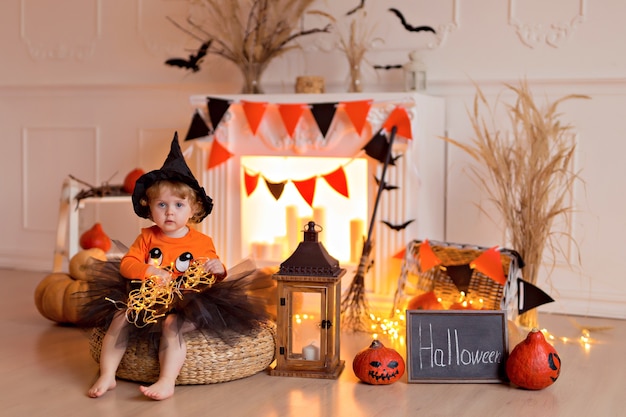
[407,291,444,310]
[506,328,561,390]
[79,222,111,252]
[352,339,405,385]
[34,249,106,324]
[123,168,145,194]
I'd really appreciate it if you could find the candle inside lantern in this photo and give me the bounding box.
[302,342,319,361]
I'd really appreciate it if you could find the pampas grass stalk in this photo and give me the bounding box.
[443,80,589,328]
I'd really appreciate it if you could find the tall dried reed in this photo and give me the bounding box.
[443,80,589,327]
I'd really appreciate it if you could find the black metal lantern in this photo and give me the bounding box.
[269,221,346,379]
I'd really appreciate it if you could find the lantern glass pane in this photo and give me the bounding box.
[289,290,322,360]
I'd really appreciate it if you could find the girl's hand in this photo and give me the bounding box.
[202,258,225,276]
[146,265,172,285]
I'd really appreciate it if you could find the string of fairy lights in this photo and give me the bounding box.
[107,260,217,328]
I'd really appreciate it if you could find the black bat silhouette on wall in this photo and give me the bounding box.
[388,8,436,34]
[374,176,399,191]
[165,40,212,72]
[346,0,366,16]
[382,219,415,231]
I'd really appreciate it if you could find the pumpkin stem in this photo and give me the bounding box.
[370,339,384,349]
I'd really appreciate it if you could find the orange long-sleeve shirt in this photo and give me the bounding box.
[120,225,224,280]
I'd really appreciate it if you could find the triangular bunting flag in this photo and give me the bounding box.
[470,246,507,286]
[293,176,317,207]
[362,129,396,165]
[241,100,268,135]
[321,166,349,198]
[445,264,473,294]
[278,103,306,138]
[343,99,372,136]
[184,110,211,141]
[382,106,413,139]
[206,139,234,169]
[393,248,406,259]
[207,97,231,130]
[517,278,555,314]
[310,102,337,137]
[264,178,287,200]
[244,169,260,196]
[418,240,441,271]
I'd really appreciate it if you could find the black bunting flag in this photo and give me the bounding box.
[362,129,397,165]
[310,102,337,138]
[207,97,231,131]
[184,110,211,141]
[264,178,287,200]
[517,278,555,314]
[444,264,473,294]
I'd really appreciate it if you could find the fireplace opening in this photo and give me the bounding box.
[240,155,369,265]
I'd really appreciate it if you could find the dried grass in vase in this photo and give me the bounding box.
[336,9,380,93]
[170,0,332,93]
[443,80,589,328]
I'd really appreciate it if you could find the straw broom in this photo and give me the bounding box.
[341,126,398,332]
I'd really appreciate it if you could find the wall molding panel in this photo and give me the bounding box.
[20,0,102,60]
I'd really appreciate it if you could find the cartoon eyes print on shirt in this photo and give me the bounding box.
[147,247,194,273]
[175,252,193,273]
[148,247,163,267]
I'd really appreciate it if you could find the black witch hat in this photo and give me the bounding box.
[132,132,213,222]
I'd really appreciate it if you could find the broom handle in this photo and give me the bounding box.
[366,126,398,241]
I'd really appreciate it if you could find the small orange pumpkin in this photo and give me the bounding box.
[506,328,561,390]
[123,168,145,194]
[352,339,405,385]
[79,222,111,252]
[407,291,444,311]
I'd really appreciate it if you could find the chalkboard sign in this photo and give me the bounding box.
[406,310,508,383]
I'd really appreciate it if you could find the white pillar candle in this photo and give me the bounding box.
[285,205,299,253]
[302,342,319,360]
[350,218,364,263]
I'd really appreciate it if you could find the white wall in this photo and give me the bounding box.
[1,0,625,319]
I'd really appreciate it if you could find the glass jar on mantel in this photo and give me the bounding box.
[239,61,268,94]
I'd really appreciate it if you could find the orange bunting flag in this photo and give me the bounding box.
[343,99,372,136]
[470,246,507,286]
[241,100,268,135]
[382,106,412,140]
[244,169,260,196]
[418,240,442,271]
[278,103,306,138]
[293,176,317,207]
[321,166,349,198]
[393,248,406,260]
[207,139,234,169]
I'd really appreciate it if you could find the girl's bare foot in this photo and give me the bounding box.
[87,375,116,398]
[139,379,175,401]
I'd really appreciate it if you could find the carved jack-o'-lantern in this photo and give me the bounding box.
[352,339,405,385]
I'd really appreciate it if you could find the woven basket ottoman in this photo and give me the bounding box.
[89,321,276,385]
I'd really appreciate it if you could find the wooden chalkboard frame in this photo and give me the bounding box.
[406,310,508,383]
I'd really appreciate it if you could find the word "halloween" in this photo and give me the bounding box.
[416,322,503,369]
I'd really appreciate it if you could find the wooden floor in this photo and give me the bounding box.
[3,268,626,417]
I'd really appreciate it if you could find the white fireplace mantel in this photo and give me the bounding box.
[188,92,446,296]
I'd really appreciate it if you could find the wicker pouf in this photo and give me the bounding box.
[89,321,276,385]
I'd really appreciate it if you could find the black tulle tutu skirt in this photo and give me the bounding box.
[76,259,272,348]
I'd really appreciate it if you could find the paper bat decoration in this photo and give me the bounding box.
[373,64,403,70]
[374,175,399,191]
[165,40,211,72]
[382,219,415,231]
[388,8,436,34]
